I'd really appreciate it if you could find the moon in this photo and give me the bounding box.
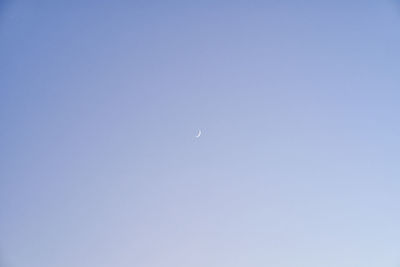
[195,130,202,138]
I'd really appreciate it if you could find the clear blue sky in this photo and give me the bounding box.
[1,1,400,266]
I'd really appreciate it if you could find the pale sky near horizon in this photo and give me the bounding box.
[1,1,400,267]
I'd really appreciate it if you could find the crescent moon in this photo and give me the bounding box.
[195,130,202,138]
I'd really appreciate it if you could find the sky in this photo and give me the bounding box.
[1,1,400,266]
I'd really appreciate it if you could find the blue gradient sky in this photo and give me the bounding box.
[2,1,400,266]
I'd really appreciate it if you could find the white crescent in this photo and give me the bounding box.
[195,130,202,138]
